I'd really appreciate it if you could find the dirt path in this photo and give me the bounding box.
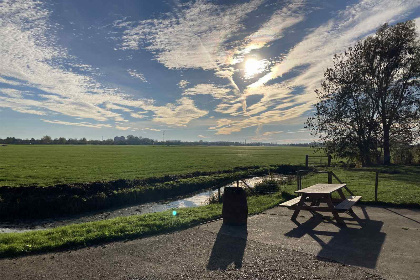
[0,205,418,279]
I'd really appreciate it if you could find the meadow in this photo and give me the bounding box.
[0,145,317,187]
[295,166,420,206]
[0,144,419,257]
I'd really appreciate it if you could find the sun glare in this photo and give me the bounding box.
[244,58,267,79]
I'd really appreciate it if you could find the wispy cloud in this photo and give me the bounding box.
[178,80,189,89]
[215,0,420,135]
[231,0,306,64]
[115,125,131,131]
[148,97,208,126]
[183,84,234,100]
[115,0,264,95]
[41,119,112,129]
[143,127,161,132]
[127,69,147,83]
[263,131,283,136]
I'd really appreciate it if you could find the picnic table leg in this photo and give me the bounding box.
[291,194,306,220]
[337,189,346,200]
[325,194,344,224]
[309,198,321,217]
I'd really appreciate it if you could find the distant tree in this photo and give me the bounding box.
[103,138,114,145]
[41,135,52,144]
[307,20,420,166]
[57,137,67,144]
[114,136,126,144]
[79,137,87,144]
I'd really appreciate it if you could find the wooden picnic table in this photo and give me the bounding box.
[280,183,361,224]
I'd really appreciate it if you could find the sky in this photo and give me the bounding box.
[0,0,419,143]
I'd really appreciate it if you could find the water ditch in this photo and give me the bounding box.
[0,175,287,233]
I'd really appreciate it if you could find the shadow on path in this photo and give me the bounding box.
[383,207,420,224]
[207,224,247,270]
[285,207,385,269]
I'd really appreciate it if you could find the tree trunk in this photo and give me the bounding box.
[383,125,391,165]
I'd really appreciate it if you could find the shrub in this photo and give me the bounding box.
[254,178,281,194]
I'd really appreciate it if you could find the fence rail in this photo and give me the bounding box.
[305,154,331,168]
[296,170,342,191]
[297,169,381,201]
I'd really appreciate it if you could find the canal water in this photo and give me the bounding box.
[0,175,287,233]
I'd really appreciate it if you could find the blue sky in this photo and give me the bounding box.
[1,0,419,143]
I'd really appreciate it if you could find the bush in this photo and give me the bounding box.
[254,179,281,194]
[392,145,416,164]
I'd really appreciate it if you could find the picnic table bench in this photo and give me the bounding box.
[280,183,361,224]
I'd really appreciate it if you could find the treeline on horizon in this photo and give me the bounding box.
[0,135,315,147]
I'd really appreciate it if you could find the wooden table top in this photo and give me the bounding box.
[295,183,346,194]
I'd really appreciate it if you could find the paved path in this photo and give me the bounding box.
[0,205,419,279]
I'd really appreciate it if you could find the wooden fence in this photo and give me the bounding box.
[305,154,331,168]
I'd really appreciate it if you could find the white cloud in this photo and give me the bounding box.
[115,125,131,130]
[112,0,309,133]
[127,69,147,83]
[263,131,283,136]
[148,97,208,126]
[41,119,112,129]
[118,0,262,69]
[183,84,234,100]
[414,17,420,33]
[143,127,161,132]
[0,0,155,125]
[178,80,190,88]
[116,0,264,95]
[1,0,212,131]
[130,112,146,119]
[215,0,420,135]
[232,1,306,64]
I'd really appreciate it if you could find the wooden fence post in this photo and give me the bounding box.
[218,187,221,202]
[297,171,301,191]
[328,155,331,167]
[328,171,333,184]
[305,155,309,168]
[375,171,379,202]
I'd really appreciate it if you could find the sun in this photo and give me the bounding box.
[244,58,267,79]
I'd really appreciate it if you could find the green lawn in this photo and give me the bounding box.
[0,145,318,187]
[296,166,420,206]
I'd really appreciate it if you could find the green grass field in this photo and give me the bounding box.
[297,166,420,205]
[0,145,317,187]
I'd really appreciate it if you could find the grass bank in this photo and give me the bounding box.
[0,165,301,219]
[0,193,285,258]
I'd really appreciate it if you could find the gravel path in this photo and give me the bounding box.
[1,205,417,279]
[0,222,381,279]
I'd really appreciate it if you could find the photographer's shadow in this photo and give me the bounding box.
[207,223,248,270]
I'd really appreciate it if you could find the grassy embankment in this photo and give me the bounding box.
[0,193,285,258]
[0,165,301,219]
